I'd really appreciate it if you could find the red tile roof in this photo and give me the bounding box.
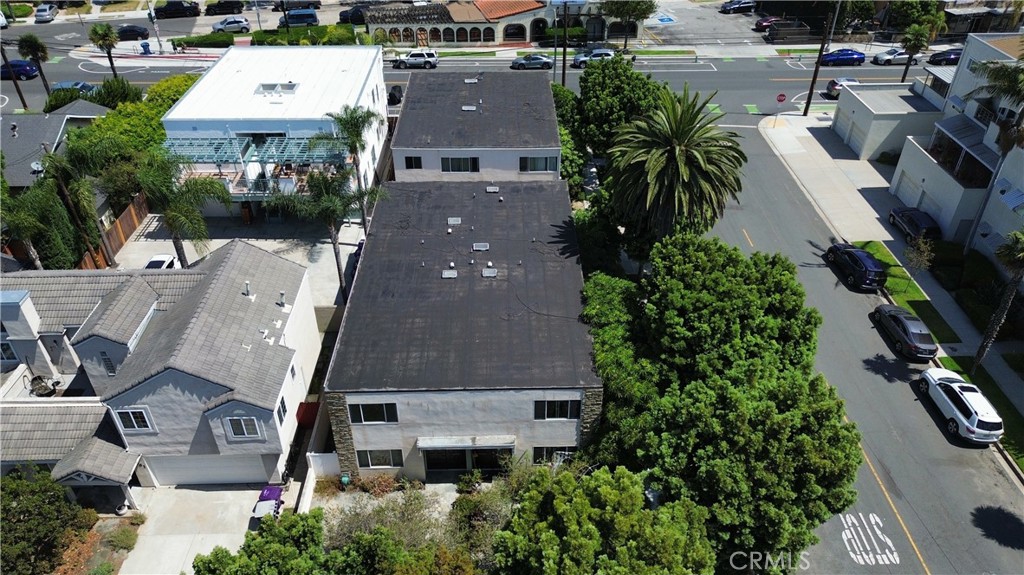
[475,0,545,20]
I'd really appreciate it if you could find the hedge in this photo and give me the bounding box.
[1,4,35,17]
[546,27,587,39]
[171,32,235,49]
[251,24,356,46]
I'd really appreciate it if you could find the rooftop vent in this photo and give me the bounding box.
[464,78,479,84]
[256,82,298,95]
[447,217,462,226]
[482,268,498,278]
[485,185,499,193]
[461,105,477,112]
[472,243,490,251]
[442,270,458,279]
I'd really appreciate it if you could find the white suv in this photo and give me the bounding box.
[919,368,1004,444]
[393,50,439,69]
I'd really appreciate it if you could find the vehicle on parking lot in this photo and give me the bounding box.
[1,60,40,81]
[825,243,888,291]
[919,368,1004,444]
[52,81,97,94]
[273,0,320,10]
[278,8,318,26]
[154,0,200,18]
[145,254,180,269]
[247,0,275,8]
[819,48,865,66]
[754,15,785,31]
[392,50,438,69]
[720,0,756,13]
[873,47,918,65]
[888,206,942,243]
[337,4,367,24]
[928,48,963,65]
[35,3,59,22]
[825,77,860,98]
[205,0,244,15]
[511,54,553,70]
[117,24,150,40]
[213,16,251,32]
[871,304,938,361]
[573,48,615,68]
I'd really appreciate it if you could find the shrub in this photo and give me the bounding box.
[171,32,235,49]
[960,251,1001,289]
[1,4,34,18]
[930,240,965,267]
[74,507,100,531]
[456,469,482,495]
[930,265,961,291]
[44,88,82,113]
[105,526,138,551]
[546,26,587,40]
[86,562,115,575]
[315,476,342,497]
[252,24,353,46]
[353,474,398,498]
[875,150,901,165]
[128,512,147,526]
[89,76,143,110]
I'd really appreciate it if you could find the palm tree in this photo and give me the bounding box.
[899,24,930,83]
[606,85,748,245]
[265,170,368,304]
[921,9,948,43]
[17,34,51,96]
[310,104,383,227]
[972,230,1024,374]
[137,148,232,267]
[0,186,46,270]
[89,23,120,78]
[42,152,107,268]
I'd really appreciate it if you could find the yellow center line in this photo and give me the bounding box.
[741,228,754,247]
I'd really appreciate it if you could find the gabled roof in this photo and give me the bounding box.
[474,0,544,20]
[391,72,560,149]
[0,402,108,462]
[325,181,599,393]
[51,418,140,484]
[73,276,160,345]
[55,99,113,118]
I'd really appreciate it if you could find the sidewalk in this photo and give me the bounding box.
[759,113,1024,418]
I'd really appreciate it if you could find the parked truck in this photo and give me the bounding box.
[764,20,813,44]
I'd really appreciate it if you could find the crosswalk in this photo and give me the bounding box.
[708,102,837,115]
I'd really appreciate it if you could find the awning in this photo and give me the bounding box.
[925,66,956,84]
[945,7,990,16]
[416,435,516,450]
[935,114,1000,170]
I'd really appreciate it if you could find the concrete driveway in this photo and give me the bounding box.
[120,485,267,575]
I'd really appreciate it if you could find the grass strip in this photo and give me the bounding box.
[100,0,143,12]
[777,48,820,55]
[438,51,496,58]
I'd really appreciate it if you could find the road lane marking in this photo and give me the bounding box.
[743,104,759,114]
[706,103,721,114]
[742,228,754,247]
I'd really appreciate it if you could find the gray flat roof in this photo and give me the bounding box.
[325,180,599,393]
[848,84,940,114]
[391,72,560,150]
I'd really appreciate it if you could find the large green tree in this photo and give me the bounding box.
[310,104,384,227]
[492,467,715,575]
[577,56,662,158]
[899,24,930,82]
[0,184,47,269]
[973,230,1024,372]
[600,0,657,50]
[17,34,51,96]
[885,0,938,29]
[1,465,83,575]
[89,23,120,78]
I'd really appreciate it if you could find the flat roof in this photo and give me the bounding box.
[847,84,940,114]
[163,46,382,122]
[391,72,560,149]
[325,180,600,393]
[979,33,1024,59]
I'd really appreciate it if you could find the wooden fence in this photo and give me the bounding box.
[77,193,149,270]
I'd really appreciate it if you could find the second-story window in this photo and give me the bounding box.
[534,400,581,420]
[349,403,399,423]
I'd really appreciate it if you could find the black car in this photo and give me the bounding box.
[154,0,200,18]
[825,243,888,291]
[117,24,150,40]
[888,206,941,243]
[927,48,963,66]
[205,0,244,15]
[872,304,938,361]
[721,0,756,14]
[337,4,367,24]
[273,0,320,11]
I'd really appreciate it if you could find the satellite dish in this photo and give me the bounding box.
[30,162,44,172]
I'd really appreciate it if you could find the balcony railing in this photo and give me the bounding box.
[924,132,994,189]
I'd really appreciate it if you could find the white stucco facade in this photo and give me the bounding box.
[833,84,943,160]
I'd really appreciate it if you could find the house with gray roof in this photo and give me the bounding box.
[1,240,321,490]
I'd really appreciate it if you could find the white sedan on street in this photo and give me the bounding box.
[872,48,919,65]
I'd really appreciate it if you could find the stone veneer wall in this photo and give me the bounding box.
[324,392,360,479]
[579,387,604,447]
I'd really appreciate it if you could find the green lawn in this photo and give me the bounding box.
[630,49,695,56]
[777,48,819,55]
[100,0,143,12]
[939,356,1024,470]
[855,241,961,344]
[439,51,496,58]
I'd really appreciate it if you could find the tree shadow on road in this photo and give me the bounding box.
[861,352,920,384]
[971,505,1024,550]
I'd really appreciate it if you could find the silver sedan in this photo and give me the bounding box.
[510,54,553,70]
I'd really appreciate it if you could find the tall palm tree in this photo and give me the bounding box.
[0,186,46,270]
[89,23,120,78]
[606,85,748,244]
[972,230,1024,374]
[899,24,930,83]
[921,9,948,43]
[137,148,232,267]
[310,104,383,227]
[17,34,51,96]
[265,170,368,304]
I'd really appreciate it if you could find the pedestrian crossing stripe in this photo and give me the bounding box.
[706,104,721,113]
[744,104,759,114]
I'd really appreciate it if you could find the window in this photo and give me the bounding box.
[349,403,398,423]
[228,417,260,438]
[533,446,577,464]
[519,156,558,172]
[356,449,404,468]
[116,409,152,431]
[441,157,480,173]
[534,400,581,420]
[405,156,423,170]
[100,352,116,376]
[277,398,288,424]
[290,365,297,379]
[0,342,16,362]
[974,105,995,126]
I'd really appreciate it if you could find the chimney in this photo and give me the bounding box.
[278,291,286,307]
[244,281,251,296]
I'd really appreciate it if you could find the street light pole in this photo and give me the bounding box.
[803,9,833,117]
[825,0,842,52]
[143,0,165,54]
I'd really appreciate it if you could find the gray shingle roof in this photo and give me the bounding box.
[0,403,108,461]
[0,102,109,189]
[73,277,160,345]
[51,418,140,483]
[325,181,599,393]
[390,72,560,150]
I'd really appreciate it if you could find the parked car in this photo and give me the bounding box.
[117,24,150,40]
[205,0,244,15]
[819,49,865,66]
[247,0,275,8]
[919,368,1004,444]
[273,0,320,10]
[1,60,39,81]
[928,48,963,65]
[337,4,367,24]
[871,304,938,361]
[154,0,200,18]
[511,54,553,70]
[872,48,918,65]
[0,12,7,29]
[145,254,180,269]
[278,8,318,26]
[825,77,860,98]
[888,206,942,243]
[392,50,438,69]
[572,48,615,68]
[35,3,59,22]
[51,81,97,94]
[754,15,785,31]
[825,243,888,291]
[720,0,756,13]
[213,16,251,32]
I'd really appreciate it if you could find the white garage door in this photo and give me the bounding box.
[834,110,852,141]
[894,172,923,207]
[146,454,271,486]
[918,191,942,222]
[849,124,868,158]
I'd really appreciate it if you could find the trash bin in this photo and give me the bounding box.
[140,41,152,55]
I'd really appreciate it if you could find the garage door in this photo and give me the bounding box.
[834,110,852,141]
[849,124,868,158]
[146,454,271,486]
[894,172,923,207]
[918,191,942,223]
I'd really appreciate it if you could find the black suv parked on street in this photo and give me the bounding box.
[155,0,200,18]
[205,0,244,15]
[825,243,888,291]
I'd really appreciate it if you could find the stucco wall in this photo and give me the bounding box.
[392,147,562,183]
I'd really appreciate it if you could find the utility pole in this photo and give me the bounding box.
[561,1,568,87]
[825,0,842,52]
[143,0,165,54]
[1,45,29,110]
[803,9,833,117]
